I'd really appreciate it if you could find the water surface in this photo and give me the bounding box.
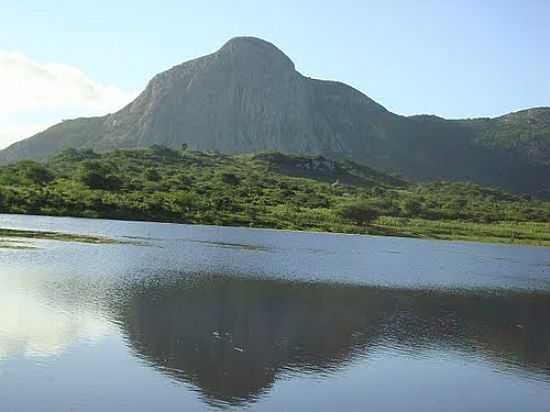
[1,214,549,411]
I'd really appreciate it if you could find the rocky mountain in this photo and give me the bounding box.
[1,37,549,196]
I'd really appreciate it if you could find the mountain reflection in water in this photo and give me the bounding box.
[113,273,550,407]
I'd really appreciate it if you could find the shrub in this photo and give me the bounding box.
[220,172,240,186]
[145,168,161,181]
[339,201,381,226]
[17,161,54,185]
[401,198,422,217]
[79,161,122,190]
[149,145,179,158]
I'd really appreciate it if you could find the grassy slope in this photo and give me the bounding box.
[0,147,549,246]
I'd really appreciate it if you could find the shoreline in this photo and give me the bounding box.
[1,212,549,248]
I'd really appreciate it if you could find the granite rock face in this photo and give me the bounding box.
[107,36,390,156]
[0,37,393,161]
[0,38,385,159]
[1,37,549,196]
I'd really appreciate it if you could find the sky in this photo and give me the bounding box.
[1,0,549,149]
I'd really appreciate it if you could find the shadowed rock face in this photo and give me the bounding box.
[114,275,550,407]
[2,36,549,196]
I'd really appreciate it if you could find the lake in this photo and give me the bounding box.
[1,214,550,411]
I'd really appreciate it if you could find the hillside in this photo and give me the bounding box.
[0,37,549,197]
[458,107,550,166]
[0,147,549,246]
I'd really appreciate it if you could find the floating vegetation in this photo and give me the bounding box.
[0,228,119,246]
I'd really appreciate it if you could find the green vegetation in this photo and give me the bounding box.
[1,147,549,246]
[459,107,550,167]
[0,240,34,250]
[0,228,118,248]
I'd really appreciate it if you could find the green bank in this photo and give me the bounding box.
[1,147,549,247]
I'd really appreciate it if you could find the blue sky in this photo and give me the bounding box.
[1,0,549,148]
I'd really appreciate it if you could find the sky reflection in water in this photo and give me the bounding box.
[1,214,550,411]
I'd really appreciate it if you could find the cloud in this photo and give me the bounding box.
[0,50,137,149]
[0,272,114,359]
[0,123,52,148]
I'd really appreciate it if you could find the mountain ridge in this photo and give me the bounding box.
[1,36,549,197]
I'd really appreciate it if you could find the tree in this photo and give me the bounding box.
[79,161,122,190]
[17,161,54,185]
[145,168,161,181]
[339,201,381,226]
[57,148,98,161]
[150,144,178,158]
[401,198,422,217]
[220,172,240,186]
[0,189,5,211]
[173,191,200,212]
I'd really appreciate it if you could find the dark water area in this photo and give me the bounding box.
[1,214,550,411]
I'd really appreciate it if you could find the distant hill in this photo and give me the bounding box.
[1,37,549,197]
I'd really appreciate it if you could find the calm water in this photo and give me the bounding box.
[1,214,550,411]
